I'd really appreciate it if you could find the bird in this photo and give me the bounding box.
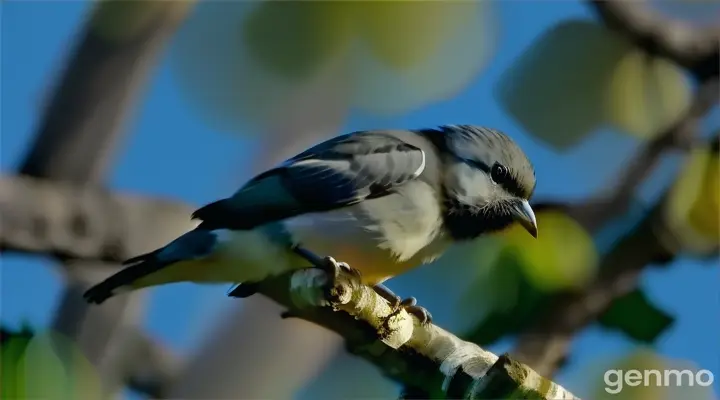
[83,125,538,323]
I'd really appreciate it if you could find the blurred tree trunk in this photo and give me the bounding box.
[19,2,193,396]
[169,86,350,398]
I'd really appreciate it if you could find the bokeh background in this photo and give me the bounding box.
[1,1,718,399]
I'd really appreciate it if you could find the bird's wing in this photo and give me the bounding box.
[192,131,427,230]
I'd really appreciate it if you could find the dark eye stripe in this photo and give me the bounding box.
[458,156,529,199]
[459,157,491,174]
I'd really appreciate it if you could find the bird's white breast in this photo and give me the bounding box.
[282,181,450,284]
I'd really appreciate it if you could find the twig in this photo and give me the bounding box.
[588,0,720,81]
[568,78,719,232]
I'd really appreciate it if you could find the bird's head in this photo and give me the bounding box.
[425,125,537,241]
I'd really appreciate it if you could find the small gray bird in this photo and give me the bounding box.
[84,125,537,321]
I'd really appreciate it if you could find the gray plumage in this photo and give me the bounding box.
[193,129,439,230]
[84,124,537,304]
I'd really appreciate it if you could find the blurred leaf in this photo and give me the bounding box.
[243,1,354,79]
[456,236,515,317]
[605,50,692,139]
[504,209,599,291]
[462,208,598,344]
[17,331,104,400]
[1,327,33,399]
[496,20,631,150]
[664,141,720,256]
[351,0,495,115]
[173,1,495,131]
[21,332,69,399]
[91,1,193,43]
[598,289,674,343]
[354,1,472,70]
[463,247,548,345]
[172,2,352,135]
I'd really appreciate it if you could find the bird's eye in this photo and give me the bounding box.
[490,163,509,184]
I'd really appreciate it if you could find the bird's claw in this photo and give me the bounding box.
[292,245,362,283]
[291,246,431,322]
[372,284,433,325]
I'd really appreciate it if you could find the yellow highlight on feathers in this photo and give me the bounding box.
[129,229,306,290]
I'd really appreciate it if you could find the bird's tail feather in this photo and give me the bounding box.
[84,229,219,304]
[121,249,160,266]
[83,252,168,304]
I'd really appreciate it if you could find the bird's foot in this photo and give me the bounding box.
[292,245,362,288]
[372,283,433,325]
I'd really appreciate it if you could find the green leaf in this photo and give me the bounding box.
[351,0,495,115]
[604,50,692,139]
[171,2,352,135]
[1,327,104,400]
[598,289,674,343]
[495,20,631,150]
[664,142,720,256]
[1,326,33,399]
[27,331,104,399]
[355,1,471,70]
[463,248,549,345]
[243,1,354,80]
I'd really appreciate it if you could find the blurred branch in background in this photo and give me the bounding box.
[10,1,194,396]
[167,59,348,399]
[589,0,719,82]
[0,174,192,397]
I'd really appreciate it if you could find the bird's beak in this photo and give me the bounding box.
[513,200,538,238]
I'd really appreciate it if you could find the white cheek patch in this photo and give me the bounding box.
[447,163,493,201]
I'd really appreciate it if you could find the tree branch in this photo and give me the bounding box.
[588,0,720,81]
[567,77,719,232]
[242,266,580,399]
[0,174,196,263]
[0,173,578,398]
[0,172,193,396]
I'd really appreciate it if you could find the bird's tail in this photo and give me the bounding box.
[83,229,218,304]
[83,251,166,304]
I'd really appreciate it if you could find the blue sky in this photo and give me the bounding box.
[1,1,718,399]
